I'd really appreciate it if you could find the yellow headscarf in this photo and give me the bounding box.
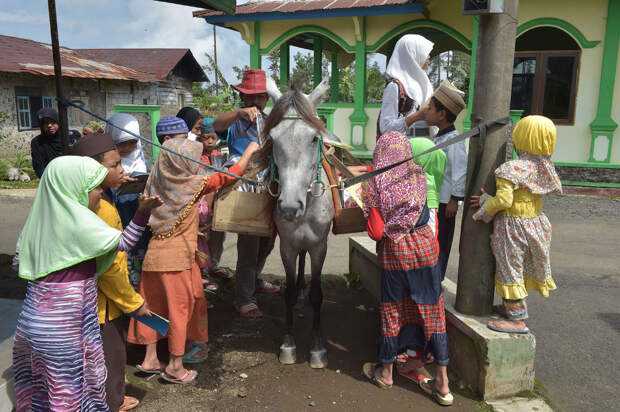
[513,115,557,156]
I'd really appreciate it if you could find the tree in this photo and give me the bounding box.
[428,50,471,103]
[366,58,385,103]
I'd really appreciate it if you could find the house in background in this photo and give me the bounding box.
[0,34,207,159]
[196,0,620,187]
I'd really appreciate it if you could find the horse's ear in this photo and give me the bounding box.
[266,76,282,102]
[322,130,342,145]
[307,77,330,109]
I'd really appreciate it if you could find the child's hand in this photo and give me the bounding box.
[138,194,163,213]
[120,172,138,185]
[469,188,486,209]
[133,303,152,317]
[246,141,260,155]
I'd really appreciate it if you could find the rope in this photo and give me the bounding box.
[56,98,258,184]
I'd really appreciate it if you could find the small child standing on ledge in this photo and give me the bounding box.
[470,115,562,334]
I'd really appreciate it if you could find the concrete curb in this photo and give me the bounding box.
[0,189,36,199]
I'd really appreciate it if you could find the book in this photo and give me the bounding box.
[128,311,169,336]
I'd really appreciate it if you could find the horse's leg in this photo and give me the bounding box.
[279,246,298,364]
[295,251,306,311]
[308,241,328,369]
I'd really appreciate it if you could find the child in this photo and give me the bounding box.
[424,81,467,279]
[471,115,562,334]
[196,118,232,291]
[361,131,452,407]
[156,116,189,143]
[106,113,150,288]
[128,137,260,383]
[12,156,160,411]
[177,107,203,141]
[71,133,159,411]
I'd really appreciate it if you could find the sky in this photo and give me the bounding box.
[0,0,251,84]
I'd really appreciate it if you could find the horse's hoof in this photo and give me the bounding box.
[279,344,297,364]
[309,348,328,369]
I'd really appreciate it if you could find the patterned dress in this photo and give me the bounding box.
[474,150,562,319]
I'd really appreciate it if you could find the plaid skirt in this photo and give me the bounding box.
[378,224,449,365]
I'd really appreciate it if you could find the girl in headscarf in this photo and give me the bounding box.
[361,131,453,407]
[379,34,435,138]
[106,113,150,287]
[12,156,161,411]
[128,137,259,384]
[30,108,80,177]
[196,118,232,286]
[177,107,203,141]
[471,115,562,334]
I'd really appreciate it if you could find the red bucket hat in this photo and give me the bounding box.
[232,69,267,95]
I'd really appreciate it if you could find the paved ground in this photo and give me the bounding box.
[1,190,619,411]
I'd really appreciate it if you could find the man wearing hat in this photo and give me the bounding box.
[214,69,280,319]
[30,108,80,177]
[424,81,467,279]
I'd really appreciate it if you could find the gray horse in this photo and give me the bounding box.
[264,77,337,368]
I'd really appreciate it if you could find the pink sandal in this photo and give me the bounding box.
[256,281,280,294]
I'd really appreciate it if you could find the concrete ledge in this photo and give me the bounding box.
[349,237,536,400]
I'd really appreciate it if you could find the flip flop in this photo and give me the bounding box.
[135,363,165,374]
[255,281,280,294]
[119,395,139,411]
[397,363,431,384]
[234,303,263,318]
[487,321,530,334]
[182,345,208,364]
[419,378,454,406]
[160,369,198,384]
[362,362,392,389]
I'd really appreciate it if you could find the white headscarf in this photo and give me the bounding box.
[386,34,434,107]
[106,113,147,174]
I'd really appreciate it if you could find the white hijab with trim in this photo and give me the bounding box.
[386,34,434,106]
[106,113,148,174]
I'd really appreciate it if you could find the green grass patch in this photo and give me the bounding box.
[0,179,39,189]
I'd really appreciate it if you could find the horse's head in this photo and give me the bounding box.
[264,77,334,221]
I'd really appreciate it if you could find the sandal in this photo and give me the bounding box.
[202,277,219,293]
[419,378,454,406]
[209,267,233,280]
[160,369,198,384]
[234,302,263,318]
[397,362,431,384]
[487,319,530,334]
[256,281,280,294]
[362,362,392,389]
[182,342,208,364]
[119,395,139,411]
[135,363,166,374]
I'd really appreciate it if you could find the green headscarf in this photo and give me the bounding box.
[409,137,447,210]
[16,156,122,280]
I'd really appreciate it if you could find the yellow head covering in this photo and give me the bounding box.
[513,115,557,156]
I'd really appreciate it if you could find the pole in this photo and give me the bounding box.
[213,24,218,95]
[455,1,519,316]
[47,0,69,154]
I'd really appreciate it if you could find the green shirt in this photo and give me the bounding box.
[409,137,447,210]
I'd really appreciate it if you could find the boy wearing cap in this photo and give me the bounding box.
[424,82,467,279]
[214,69,280,319]
[156,116,189,143]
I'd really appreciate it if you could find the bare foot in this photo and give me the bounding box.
[164,365,190,380]
[140,360,165,371]
[374,364,394,386]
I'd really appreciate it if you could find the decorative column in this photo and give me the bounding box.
[279,41,289,89]
[589,0,619,163]
[330,52,339,103]
[349,17,368,150]
[313,37,323,87]
[463,16,479,131]
[250,21,261,69]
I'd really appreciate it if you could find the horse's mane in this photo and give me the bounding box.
[262,83,326,141]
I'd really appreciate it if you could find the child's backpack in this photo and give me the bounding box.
[376,78,414,139]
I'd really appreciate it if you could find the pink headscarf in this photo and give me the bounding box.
[364,131,427,241]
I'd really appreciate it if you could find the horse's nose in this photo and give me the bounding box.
[277,198,305,220]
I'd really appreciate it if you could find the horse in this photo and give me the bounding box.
[263,77,338,368]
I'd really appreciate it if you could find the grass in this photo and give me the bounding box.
[0,179,39,189]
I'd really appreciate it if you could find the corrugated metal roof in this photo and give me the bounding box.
[0,35,207,83]
[193,0,414,17]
